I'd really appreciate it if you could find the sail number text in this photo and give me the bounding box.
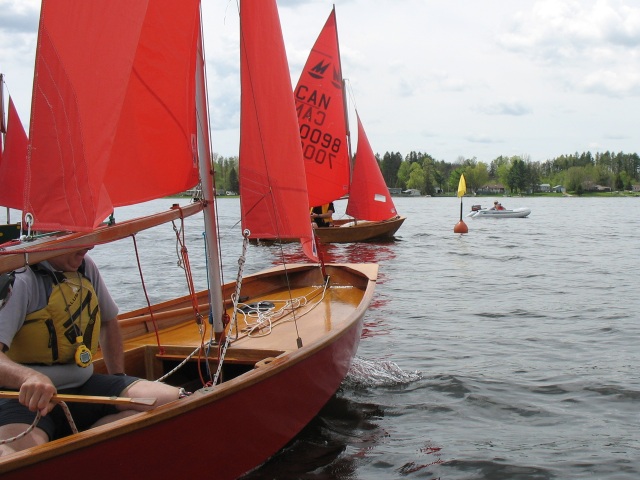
[299,124,341,169]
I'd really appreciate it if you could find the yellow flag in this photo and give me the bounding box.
[457,174,467,197]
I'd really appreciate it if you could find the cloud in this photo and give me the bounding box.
[466,134,503,145]
[476,101,532,116]
[498,0,640,62]
[577,70,640,97]
[0,0,39,33]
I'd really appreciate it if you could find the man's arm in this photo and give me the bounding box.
[0,346,56,415]
[98,319,125,375]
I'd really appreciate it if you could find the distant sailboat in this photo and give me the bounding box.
[0,1,377,478]
[0,75,26,242]
[295,7,406,243]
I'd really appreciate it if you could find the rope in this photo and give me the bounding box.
[60,402,79,434]
[172,210,203,326]
[0,401,78,445]
[0,412,41,446]
[208,230,329,385]
[172,210,211,386]
[130,234,164,355]
[212,230,250,386]
[235,278,329,337]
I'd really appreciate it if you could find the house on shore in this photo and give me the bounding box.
[477,184,506,195]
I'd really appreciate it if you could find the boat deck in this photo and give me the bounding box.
[93,264,375,385]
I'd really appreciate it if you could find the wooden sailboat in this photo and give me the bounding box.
[295,8,406,243]
[0,74,24,243]
[0,1,377,478]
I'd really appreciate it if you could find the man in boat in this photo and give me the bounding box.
[0,248,181,455]
[310,202,335,228]
[492,201,506,211]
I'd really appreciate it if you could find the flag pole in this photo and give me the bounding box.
[454,174,468,234]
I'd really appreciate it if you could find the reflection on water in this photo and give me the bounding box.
[255,236,399,267]
[318,241,398,264]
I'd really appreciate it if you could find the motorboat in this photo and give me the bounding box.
[467,204,531,218]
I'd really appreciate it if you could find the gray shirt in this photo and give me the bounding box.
[0,255,119,389]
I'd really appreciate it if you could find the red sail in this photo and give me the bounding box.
[239,0,317,261]
[0,97,28,210]
[346,114,398,221]
[24,0,200,232]
[294,8,351,208]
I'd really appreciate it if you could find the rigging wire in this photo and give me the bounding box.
[129,233,164,355]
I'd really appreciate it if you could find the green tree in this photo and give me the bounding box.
[406,162,426,192]
[422,157,437,196]
[463,162,489,193]
[396,161,412,190]
[448,168,465,192]
[565,166,586,193]
[506,158,527,194]
[380,152,403,187]
[228,166,239,193]
[524,159,541,194]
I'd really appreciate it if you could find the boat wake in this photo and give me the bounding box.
[345,357,421,388]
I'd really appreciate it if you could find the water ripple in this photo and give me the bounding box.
[346,357,422,388]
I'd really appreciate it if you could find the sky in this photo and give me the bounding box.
[1,0,639,165]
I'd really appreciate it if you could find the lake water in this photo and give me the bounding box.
[89,195,640,480]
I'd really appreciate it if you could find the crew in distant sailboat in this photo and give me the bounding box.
[310,203,335,228]
[0,248,183,454]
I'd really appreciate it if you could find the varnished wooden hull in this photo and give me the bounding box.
[0,262,378,479]
[314,215,406,243]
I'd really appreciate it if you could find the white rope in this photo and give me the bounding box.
[211,230,251,385]
[0,401,78,445]
[162,235,331,386]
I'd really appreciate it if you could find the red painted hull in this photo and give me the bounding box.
[0,303,364,479]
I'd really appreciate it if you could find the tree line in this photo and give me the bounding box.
[211,150,640,196]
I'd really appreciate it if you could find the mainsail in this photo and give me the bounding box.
[294,8,351,208]
[24,0,201,232]
[295,7,399,223]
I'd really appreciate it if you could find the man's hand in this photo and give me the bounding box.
[19,373,57,416]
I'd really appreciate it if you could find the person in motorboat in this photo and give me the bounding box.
[0,248,182,455]
[310,202,335,228]
[491,201,506,211]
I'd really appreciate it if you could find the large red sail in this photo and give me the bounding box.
[0,98,28,210]
[239,0,317,261]
[294,8,351,208]
[24,0,200,232]
[346,114,398,221]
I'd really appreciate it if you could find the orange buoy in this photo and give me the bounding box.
[454,220,468,234]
